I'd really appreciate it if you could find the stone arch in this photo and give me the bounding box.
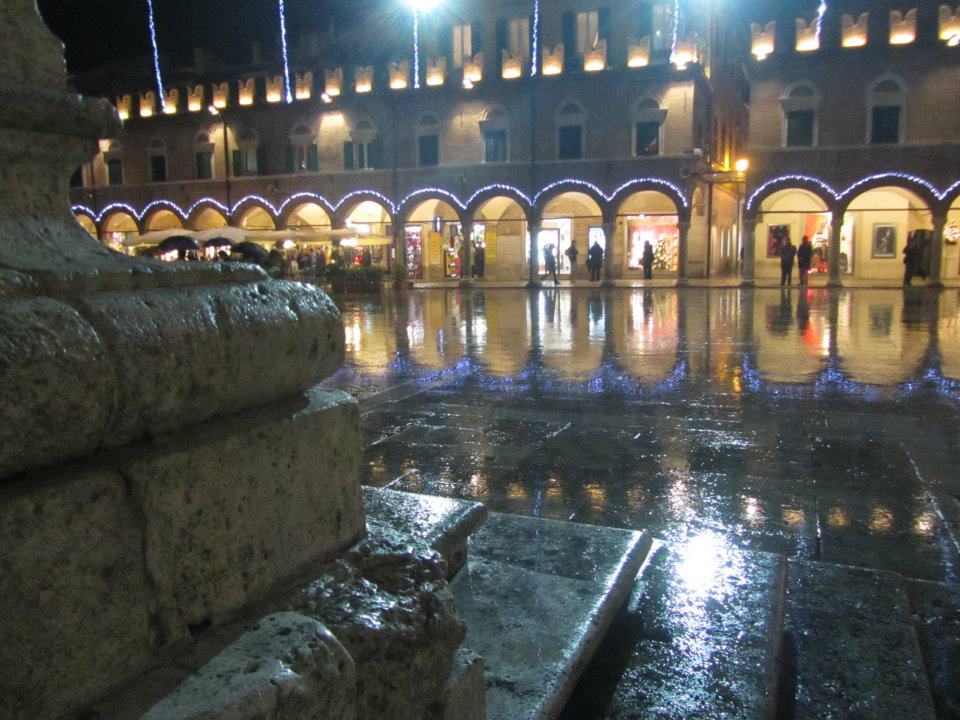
[466,185,534,222]
[404,198,467,280]
[74,212,98,238]
[470,194,531,280]
[235,201,277,230]
[101,209,141,245]
[614,190,685,275]
[746,175,839,216]
[335,191,396,227]
[838,174,939,215]
[534,180,608,217]
[610,180,688,221]
[283,201,334,230]
[398,190,467,227]
[189,205,229,231]
[143,208,184,232]
[753,187,834,281]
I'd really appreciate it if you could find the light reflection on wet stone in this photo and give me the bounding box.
[325,288,960,585]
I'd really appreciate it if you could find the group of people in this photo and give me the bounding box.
[780,233,928,287]
[540,239,655,284]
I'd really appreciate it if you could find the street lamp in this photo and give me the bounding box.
[406,0,442,89]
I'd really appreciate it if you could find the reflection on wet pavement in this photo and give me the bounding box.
[326,288,960,585]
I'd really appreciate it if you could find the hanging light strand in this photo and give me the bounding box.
[277,0,294,103]
[531,0,541,76]
[413,9,422,89]
[145,0,167,112]
[671,0,681,55]
[815,1,828,44]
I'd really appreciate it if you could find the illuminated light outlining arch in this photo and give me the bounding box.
[334,190,398,217]
[746,175,840,212]
[837,172,942,204]
[399,188,467,213]
[277,192,337,218]
[534,177,690,209]
[609,178,691,211]
[941,180,960,206]
[465,184,534,208]
[145,0,167,113]
[141,199,188,221]
[185,198,230,217]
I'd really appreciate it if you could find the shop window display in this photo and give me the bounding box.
[627,215,679,272]
[405,225,423,279]
[766,214,854,274]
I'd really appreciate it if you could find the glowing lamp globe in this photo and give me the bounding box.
[407,0,440,9]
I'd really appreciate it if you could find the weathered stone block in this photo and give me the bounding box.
[0,296,112,479]
[442,650,486,720]
[122,388,364,633]
[0,466,157,720]
[140,613,356,720]
[292,527,466,720]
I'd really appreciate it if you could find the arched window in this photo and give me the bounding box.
[633,97,667,156]
[867,75,907,145]
[556,100,585,160]
[148,137,167,183]
[345,117,382,170]
[780,81,820,147]
[193,131,214,180]
[417,113,441,167]
[287,122,319,173]
[104,141,123,186]
[480,107,509,163]
[234,127,262,176]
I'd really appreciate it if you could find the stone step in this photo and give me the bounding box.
[450,512,652,720]
[597,539,787,720]
[904,578,960,720]
[780,559,937,720]
[362,486,488,578]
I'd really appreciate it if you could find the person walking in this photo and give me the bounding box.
[564,241,579,283]
[473,244,485,279]
[796,235,813,286]
[641,241,655,280]
[588,241,604,281]
[543,244,560,285]
[903,234,921,286]
[780,237,797,286]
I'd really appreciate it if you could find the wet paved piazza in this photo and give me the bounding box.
[327,287,960,585]
[325,287,960,718]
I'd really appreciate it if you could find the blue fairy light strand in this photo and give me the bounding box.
[277,0,294,103]
[145,0,167,112]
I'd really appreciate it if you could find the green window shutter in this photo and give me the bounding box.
[471,21,483,53]
[256,149,266,175]
[285,145,295,173]
[308,143,319,172]
[231,149,242,176]
[343,141,355,170]
[369,138,384,169]
[562,12,577,67]
[598,8,612,43]
[495,18,508,75]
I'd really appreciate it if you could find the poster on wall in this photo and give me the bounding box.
[767,224,790,258]
[872,224,897,259]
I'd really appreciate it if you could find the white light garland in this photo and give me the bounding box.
[399,187,467,212]
[531,0,541,76]
[815,1,828,45]
[277,192,337,217]
[334,190,397,216]
[412,9,422,90]
[145,0,167,114]
[277,0,294,103]
[465,184,533,208]
[838,172,941,203]
[746,174,839,212]
[185,198,231,217]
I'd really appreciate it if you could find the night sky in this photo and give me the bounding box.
[38,0,346,75]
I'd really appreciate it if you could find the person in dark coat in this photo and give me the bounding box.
[796,235,813,286]
[903,234,922,286]
[780,238,797,286]
[564,241,579,282]
[587,241,604,281]
[641,241,655,280]
[473,245,485,278]
[361,247,373,267]
[543,244,559,284]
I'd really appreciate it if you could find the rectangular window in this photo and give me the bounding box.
[652,3,675,50]
[871,105,901,144]
[452,23,472,67]
[786,110,815,147]
[233,148,259,176]
[418,134,440,167]
[484,130,508,163]
[576,11,599,54]
[558,125,583,159]
[150,154,167,183]
[635,121,661,156]
[195,151,213,179]
[508,17,530,58]
[107,158,123,186]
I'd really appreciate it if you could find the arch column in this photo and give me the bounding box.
[677,221,691,285]
[393,223,407,280]
[827,214,843,287]
[601,219,616,286]
[460,213,473,287]
[527,220,542,288]
[928,214,947,289]
[740,217,757,286]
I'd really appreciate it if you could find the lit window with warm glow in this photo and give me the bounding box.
[295,72,313,100]
[841,13,869,47]
[671,40,698,69]
[356,66,374,93]
[583,40,607,72]
[751,21,776,60]
[941,5,960,45]
[325,68,343,97]
[464,54,483,84]
[266,76,283,103]
[426,57,446,86]
[542,44,564,75]
[212,82,229,109]
[139,91,156,118]
[889,9,917,45]
[501,50,523,79]
[162,88,178,114]
[795,18,819,52]
[389,61,410,90]
[116,95,132,121]
[238,79,255,106]
[627,37,651,68]
[187,85,204,112]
